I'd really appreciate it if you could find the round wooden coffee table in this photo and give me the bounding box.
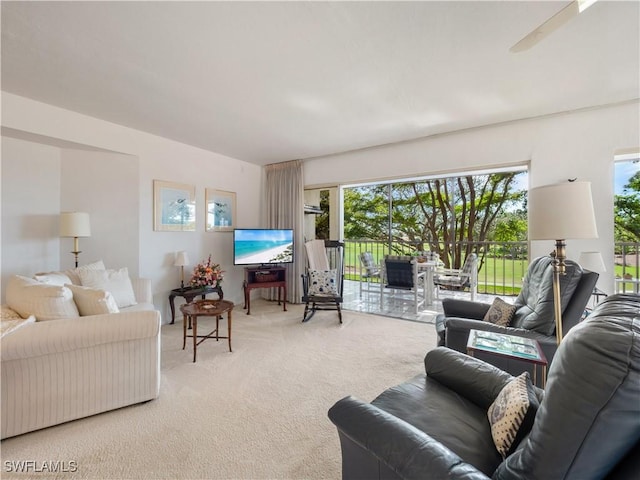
[180,299,234,362]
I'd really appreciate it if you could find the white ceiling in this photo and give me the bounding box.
[2,1,639,166]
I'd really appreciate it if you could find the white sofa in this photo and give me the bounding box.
[1,272,161,439]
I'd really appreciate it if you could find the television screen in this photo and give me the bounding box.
[233,229,294,265]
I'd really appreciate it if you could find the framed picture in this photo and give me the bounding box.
[206,189,236,232]
[153,180,196,231]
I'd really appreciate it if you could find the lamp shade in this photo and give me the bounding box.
[528,181,598,240]
[174,251,189,267]
[579,251,606,273]
[60,212,91,237]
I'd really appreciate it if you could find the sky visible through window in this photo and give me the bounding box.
[615,158,640,195]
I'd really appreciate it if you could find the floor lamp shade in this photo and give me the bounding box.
[60,212,91,238]
[528,181,598,241]
[60,212,91,267]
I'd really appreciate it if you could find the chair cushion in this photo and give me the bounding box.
[359,252,379,276]
[484,297,517,327]
[488,372,538,458]
[308,269,338,295]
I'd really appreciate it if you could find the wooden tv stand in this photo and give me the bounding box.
[242,266,287,315]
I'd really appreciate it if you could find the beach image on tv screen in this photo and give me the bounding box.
[235,229,293,264]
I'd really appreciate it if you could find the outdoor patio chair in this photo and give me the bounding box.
[301,240,345,323]
[433,252,478,301]
[359,252,381,297]
[380,255,426,314]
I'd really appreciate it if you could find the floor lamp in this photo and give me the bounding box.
[60,212,91,268]
[528,181,598,344]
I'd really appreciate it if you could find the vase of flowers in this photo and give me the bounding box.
[190,255,224,288]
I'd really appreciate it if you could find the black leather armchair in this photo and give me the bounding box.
[328,294,640,480]
[435,255,598,368]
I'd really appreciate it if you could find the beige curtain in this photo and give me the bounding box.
[264,160,305,303]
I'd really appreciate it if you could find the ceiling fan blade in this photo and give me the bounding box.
[510,1,580,53]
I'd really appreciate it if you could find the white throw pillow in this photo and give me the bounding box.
[34,271,73,286]
[64,260,106,285]
[78,267,137,308]
[6,275,80,321]
[66,284,120,316]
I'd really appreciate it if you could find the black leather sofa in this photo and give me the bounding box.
[328,294,640,479]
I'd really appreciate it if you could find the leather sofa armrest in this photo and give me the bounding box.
[442,298,491,319]
[131,277,153,304]
[424,347,514,409]
[328,396,491,480]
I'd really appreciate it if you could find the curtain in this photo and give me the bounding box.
[264,160,305,303]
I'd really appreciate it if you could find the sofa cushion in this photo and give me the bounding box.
[488,372,538,458]
[33,271,73,286]
[78,267,137,308]
[6,275,80,321]
[63,260,106,285]
[66,284,120,316]
[484,297,517,327]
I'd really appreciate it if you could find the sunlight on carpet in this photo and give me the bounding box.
[1,300,438,480]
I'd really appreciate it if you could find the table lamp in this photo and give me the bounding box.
[174,251,189,289]
[529,181,598,344]
[578,251,606,274]
[60,212,91,267]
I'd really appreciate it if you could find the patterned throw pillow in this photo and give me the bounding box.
[308,269,338,295]
[484,297,518,326]
[488,372,539,458]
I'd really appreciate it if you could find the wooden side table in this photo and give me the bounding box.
[169,285,223,324]
[242,267,287,315]
[180,299,234,363]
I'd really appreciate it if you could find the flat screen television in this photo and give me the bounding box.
[233,229,294,266]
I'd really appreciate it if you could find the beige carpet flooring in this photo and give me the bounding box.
[1,300,437,480]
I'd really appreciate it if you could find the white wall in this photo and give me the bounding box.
[304,101,640,294]
[1,93,263,321]
[60,149,139,274]
[1,138,62,289]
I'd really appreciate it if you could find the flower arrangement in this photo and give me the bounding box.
[190,255,224,288]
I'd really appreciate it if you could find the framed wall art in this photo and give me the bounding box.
[153,180,196,231]
[206,188,236,232]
